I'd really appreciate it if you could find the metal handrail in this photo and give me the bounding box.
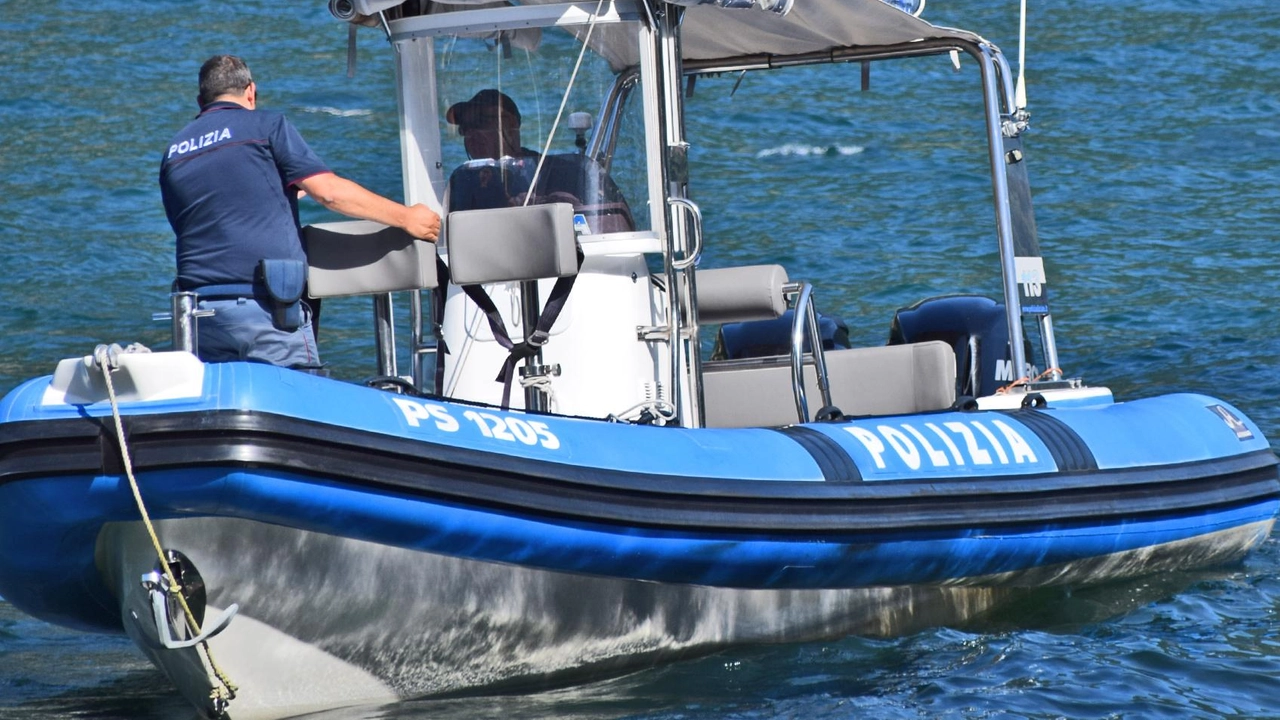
[668,197,703,270]
[785,281,833,423]
[409,288,438,392]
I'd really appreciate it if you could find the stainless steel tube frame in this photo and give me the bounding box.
[786,281,833,423]
[668,197,704,271]
[156,292,213,356]
[409,289,438,393]
[977,43,1028,385]
[373,293,397,379]
[990,49,1062,381]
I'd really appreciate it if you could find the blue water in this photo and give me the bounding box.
[2,0,1280,717]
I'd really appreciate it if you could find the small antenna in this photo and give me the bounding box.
[1015,0,1028,110]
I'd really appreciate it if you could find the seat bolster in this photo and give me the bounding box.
[446,203,578,285]
[304,220,438,298]
[697,264,789,324]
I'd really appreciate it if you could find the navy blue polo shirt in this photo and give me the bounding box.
[160,101,330,290]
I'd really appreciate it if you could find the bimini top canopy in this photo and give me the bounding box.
[353,0,984,69]
[674,0,983,65]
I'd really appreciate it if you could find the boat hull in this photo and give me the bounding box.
[97,514,1271,719]
[1,414,1275,596]
[1,362,1277,718]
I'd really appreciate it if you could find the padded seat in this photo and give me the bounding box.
[446,203,578,284]
[302,220,438,298]
[702,341,957,428]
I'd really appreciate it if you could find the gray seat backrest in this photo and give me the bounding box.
[446,203,578,285]
[702,341,957,428]
[696,264,789,324]
[303,220,438,299]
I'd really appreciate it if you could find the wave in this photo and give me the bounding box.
[301,106,374,118]
[756,144,865,158]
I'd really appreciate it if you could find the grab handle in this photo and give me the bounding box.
[668,197,703,270]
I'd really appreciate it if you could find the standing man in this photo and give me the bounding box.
[160,55,440,368]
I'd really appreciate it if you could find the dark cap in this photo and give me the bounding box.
[446,89,521,129]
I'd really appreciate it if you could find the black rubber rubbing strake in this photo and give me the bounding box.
[1,411,1276,534]
[775,426,862,482]
[1006,408,1098,473]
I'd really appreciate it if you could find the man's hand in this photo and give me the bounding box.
[404,204,441,241]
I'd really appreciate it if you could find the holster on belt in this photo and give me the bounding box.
[257,259,307,332]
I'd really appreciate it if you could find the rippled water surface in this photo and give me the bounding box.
[2,0,1279,717]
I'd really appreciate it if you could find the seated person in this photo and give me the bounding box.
[445,89,634,233]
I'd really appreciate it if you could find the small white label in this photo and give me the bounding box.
[1014,256,1046,284]
[1015,256,1047,300]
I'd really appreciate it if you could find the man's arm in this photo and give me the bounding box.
[296,172,440,241]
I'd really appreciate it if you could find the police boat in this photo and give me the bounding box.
[1,1,1277,718]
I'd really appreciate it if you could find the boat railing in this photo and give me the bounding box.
[408,289,436,392]
[784,280,834,421]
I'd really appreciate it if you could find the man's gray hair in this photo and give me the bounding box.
[198,55,253,107]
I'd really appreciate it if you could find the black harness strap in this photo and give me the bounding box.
[432,256,452,394]
[443,246,584,409]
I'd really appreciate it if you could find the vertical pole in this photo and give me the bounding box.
[373,293,397,378]
[978,45,1028,383]
[171,292,200,355]
[519,280,550,412]
[652,4,703,427]
[409,288,438,394]
[1039,314,1061,376]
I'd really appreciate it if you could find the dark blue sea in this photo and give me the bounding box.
[2,0,1279,717]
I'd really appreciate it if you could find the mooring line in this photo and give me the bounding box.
[93,345,238,711]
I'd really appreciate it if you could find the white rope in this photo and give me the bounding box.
[519,372,559,413]
[94,345,237,709]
